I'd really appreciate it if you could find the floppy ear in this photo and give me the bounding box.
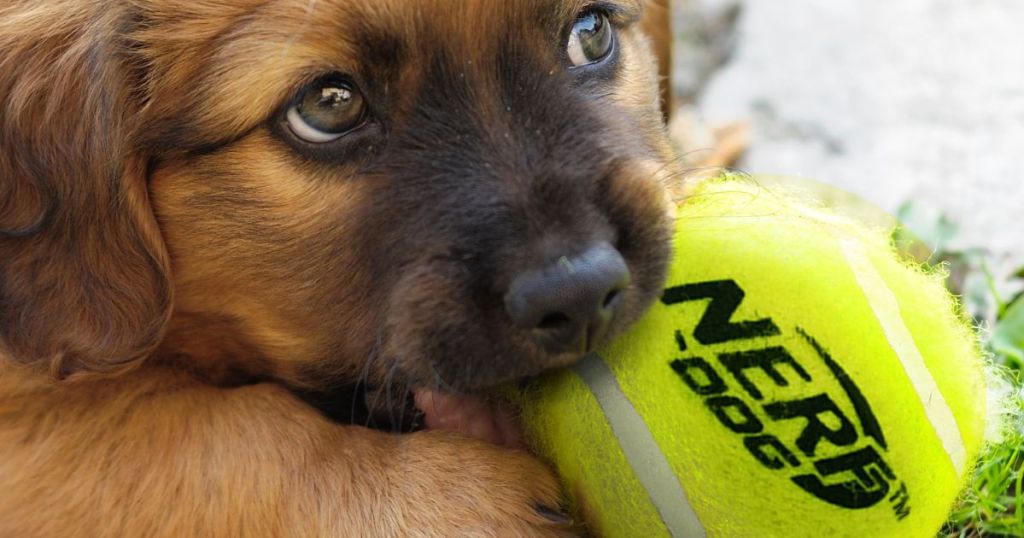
[642,0,674,120]
[0,7,172,378]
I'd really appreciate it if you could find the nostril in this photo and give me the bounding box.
[602,289,621,311]
[537,312,571,331]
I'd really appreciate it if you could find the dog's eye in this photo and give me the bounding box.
[286,78,366,143]
[567,11,613,67]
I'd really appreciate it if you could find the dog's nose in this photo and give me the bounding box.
[504,242,630,354]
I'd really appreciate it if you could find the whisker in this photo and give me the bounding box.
[393,378,415,433]
[373,358,401,429]
[383,363,403,432]
[352,329,385,426]
[428,360,458,394]
[457,360,475,436]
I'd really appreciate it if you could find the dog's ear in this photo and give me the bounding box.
[642,0,674,120]
[0,8,172,378]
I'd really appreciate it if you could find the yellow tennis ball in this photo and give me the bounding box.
[518,176,987,538]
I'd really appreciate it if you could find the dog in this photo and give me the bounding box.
[0,0,679,535]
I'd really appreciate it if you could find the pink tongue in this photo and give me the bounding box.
[413,389,526,450]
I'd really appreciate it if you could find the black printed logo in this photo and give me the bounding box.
[662,280,910,519]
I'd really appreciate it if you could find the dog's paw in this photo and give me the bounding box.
[385,431,577,537]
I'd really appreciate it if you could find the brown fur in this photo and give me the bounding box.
[642,0,673,117]
[0,0,679,535]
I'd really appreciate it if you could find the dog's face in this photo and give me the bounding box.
[1,0,675,399]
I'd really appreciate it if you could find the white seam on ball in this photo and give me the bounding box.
[573,352,707,538]
[840,239,968,474]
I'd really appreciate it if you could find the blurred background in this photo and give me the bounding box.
[669,0,1022,264]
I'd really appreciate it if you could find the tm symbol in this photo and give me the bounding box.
[889,482,910,520]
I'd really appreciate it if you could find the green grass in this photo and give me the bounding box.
[894,203,1024,537]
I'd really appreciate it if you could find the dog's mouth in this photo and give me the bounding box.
[413,388,526,449]
[309,382,526,449]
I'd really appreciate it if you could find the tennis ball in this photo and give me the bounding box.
[518,176,987,538]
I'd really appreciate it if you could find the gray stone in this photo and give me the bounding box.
[687,0,1024,255]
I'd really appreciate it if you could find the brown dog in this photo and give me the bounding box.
[0,0,678,535]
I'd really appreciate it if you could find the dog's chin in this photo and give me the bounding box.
[389,314,632,394]
[385,332,614,449]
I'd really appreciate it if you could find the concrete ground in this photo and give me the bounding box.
[675,0,1024,257]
